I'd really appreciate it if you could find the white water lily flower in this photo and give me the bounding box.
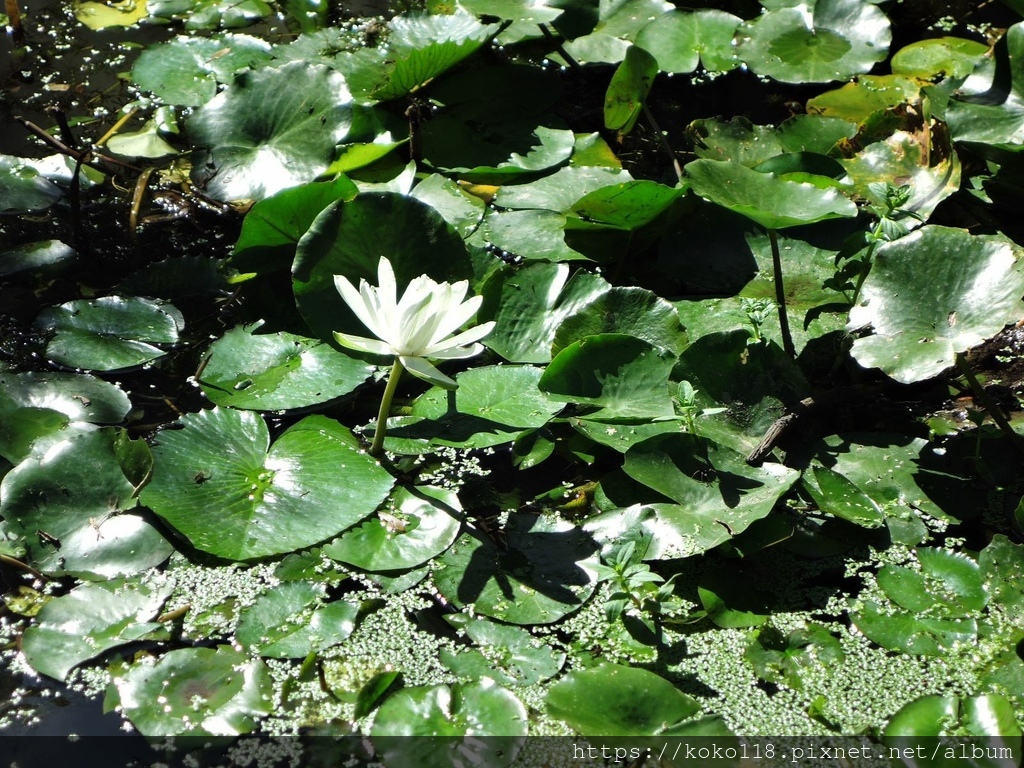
[333,257,495,390]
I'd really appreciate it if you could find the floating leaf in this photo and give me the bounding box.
[131,34,272,107]
[410,174,485,239]
[685,158,857,230]
[604,45,658,134]
[198,323,373,410]
[0,155,64,213]
[891,36,988,80]
[140,410,393,560]
[188,62,353,201]
[435,513,599,625]
[35,296,183,372]
[546,663,701,735]
[479,262,610,363]
[0,240,75,277]
[851,600,977,655]
[236,581,359,658]
[884,694,1023,741]
[737,0,891,84]
[115,646,273,736]
[745,623,845,690]
[323,486,462,571]
[634,8,741,73]
[73,0,147,29]
[21,579,172,681]
[494,166,632,212]
[803,465,885,528]
[552,287,688,356]
[482,209,588,263]
[848,226,1024,384]
[147,0,272,29]
[877,548,987,617]
[0,427,173,578]
[571,180,684,231]
[540,333,676,421]
[441,618,565,686]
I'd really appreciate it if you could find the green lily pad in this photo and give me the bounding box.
[877,548,987,617]
[35,296,183,372]
[293,192,473,348]
[891,36,988,80]
[370,682,528,751]
[621,433,800,554]
[493,166,632,212]
[604,45,658,135]
[368,10,498,101]
[480,262,610,363]
[383,365,563,452]
[803,465,885,528]
[745,623,845,691]
[737,0,891,84]
[118,256,229,300]
[482,209,588,263]
[460,0,562,23]
[0,155,64,213]
[0,426,173,579]
[198,323,373,410]
[441,618,565,686]
[435,513,599,625]
[685,158,857,230]
[114,645,273,736]
[945,23,1024,148]
[540,333,676,421]
[410,174,486,239]
[851,600,977,656]
[235,581,359,658]
[423,121,576,182]
[188,62,353,201]
[0,240,75,276]
[552,287,688,356]
[0,371,129,425]
[806,74,922,124]
[884,694,1023,740]
[131,34,273,107]
[21,579,172,681]
[72,0,147,28]
[980,535,1024,614]
[698,570,771,628]
[558,0,673,65]
[690,117,784,166]
[140,410,393,560]
[546,663,701,735]
[323,486,462,571]
[147,0,272,29]
[571,180,684,232]
[848,226,1024,384]
[634,8,741,73]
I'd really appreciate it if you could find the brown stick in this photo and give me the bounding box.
[14,115,142,174]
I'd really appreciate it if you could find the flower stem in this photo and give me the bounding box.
[370,358,404,457]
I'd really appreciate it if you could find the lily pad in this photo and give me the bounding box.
[479,262,610,363]
[885,694,1023,740]
[540,333,677,420]
[198,323,374,410]
[147,0,272,29]
[685,158,857,230]
[604,45,657,135]
[494,166,632,212]
[131,34,273,107]
[876,548,987,617]
[323,486,462,571]
[435,513,599,625]
[0,371,129,425]
[188,62,353,201]
[410,174,486,239]
[115,645,273,736]
[21,579,172,681]
[737,0,891,84]
[0,155,64,213]
[552,287,688,356]
[891,36,988,80]
[35,296,184,372]
[851,600,977,656]
[803,465,885,528]
[231,176,358,276]
[617,434,798,556]
[423,121,576,182]
[235,581,359,658]
[745,623,845,691]
[482,209,588,263]
[634,8,741,73]
[0,240,75,276]
[140,410,393,560]
[848,226,1024,384]
[73,0,147,29]
[441,618,565,686]
[293,192,473,348]
[0,426,173,578]
[546,663,701,735]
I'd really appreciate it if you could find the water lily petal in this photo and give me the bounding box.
[427,342,485,360]
[426,293,484,346]
[333,331,395,357]
[376,257,398,314]
[400,355,458,390]
[334,275,382,338]
[422,321,495,357]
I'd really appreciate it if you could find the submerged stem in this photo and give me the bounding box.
[768,229,796,359]
[369,358,404,457]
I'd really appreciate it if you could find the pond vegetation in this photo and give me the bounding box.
[2,0,1024,761]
